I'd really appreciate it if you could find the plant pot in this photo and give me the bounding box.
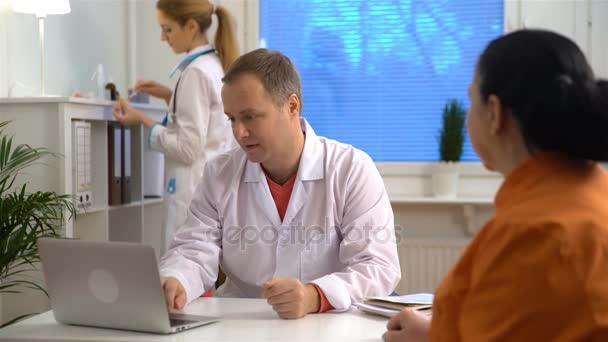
[432,162,459,198]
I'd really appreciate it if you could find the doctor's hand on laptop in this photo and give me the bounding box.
[161,276,187,310]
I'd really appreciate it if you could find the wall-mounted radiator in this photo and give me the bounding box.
[396,238,470,294]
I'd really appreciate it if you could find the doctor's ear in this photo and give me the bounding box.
[286,94,300,117]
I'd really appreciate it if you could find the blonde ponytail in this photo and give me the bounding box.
[214,5,239,72]
[156,0,239,71]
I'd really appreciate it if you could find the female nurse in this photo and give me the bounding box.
[113,0,238,253]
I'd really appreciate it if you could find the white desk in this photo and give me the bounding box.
[0,298,387,341]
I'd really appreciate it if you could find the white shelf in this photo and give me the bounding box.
[108,201,143,211]
[76,205,107,215]
[389,195,493,205]
[0,96,166,112]
[143,198,163,205]
[0,99,166,246]
[78,201,155,213]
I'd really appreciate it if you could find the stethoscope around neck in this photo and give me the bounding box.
[163,48,216,126]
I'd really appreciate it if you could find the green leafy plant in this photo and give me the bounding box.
[438,99,466,162]
[0,121,75,327]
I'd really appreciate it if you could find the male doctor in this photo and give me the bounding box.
[159,48,401,319]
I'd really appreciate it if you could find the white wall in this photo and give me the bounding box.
[0,0,129,97]
[0,0,256,100]
[505,0,608,79]
[591,0,608,78]
[0,1,8,98]
[131,0,179,104]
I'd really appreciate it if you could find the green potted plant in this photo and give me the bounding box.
[433,99,466,197]
[0,121,75,327]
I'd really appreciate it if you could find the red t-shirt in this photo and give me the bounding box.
[265,171,334,313]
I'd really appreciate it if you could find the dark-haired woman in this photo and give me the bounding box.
[384,29,608,341]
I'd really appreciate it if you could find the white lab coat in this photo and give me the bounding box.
[148,45,234,253]
[160,118,401,311]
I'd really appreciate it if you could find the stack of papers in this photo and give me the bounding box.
[355,293,434,318]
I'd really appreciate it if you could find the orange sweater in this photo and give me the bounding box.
[429,152,608,341]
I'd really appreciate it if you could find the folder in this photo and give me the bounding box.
[72,121,93,209]
[143,125,164,198]
[121,126,132,204]
[143,146,164,198]
[355,293,433,318]
[108,123,122,205]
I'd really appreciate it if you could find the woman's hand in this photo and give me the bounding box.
[112,98,154,128]
[133,80,172,104]
[383,308,431,342]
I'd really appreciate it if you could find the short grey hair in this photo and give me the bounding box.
[222,48,302,112]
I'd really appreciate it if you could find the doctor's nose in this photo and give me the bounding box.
[233,120,249,140]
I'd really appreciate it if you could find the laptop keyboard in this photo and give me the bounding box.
[170,318,197,327]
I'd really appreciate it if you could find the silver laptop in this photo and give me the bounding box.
[38,238,218,334]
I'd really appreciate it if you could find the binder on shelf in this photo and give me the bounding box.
[108,123,122,205]
[71,121,93,209]
[143,126,164,198]
[121,126,132,204]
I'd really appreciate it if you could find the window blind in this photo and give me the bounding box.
[260,0,503,161]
